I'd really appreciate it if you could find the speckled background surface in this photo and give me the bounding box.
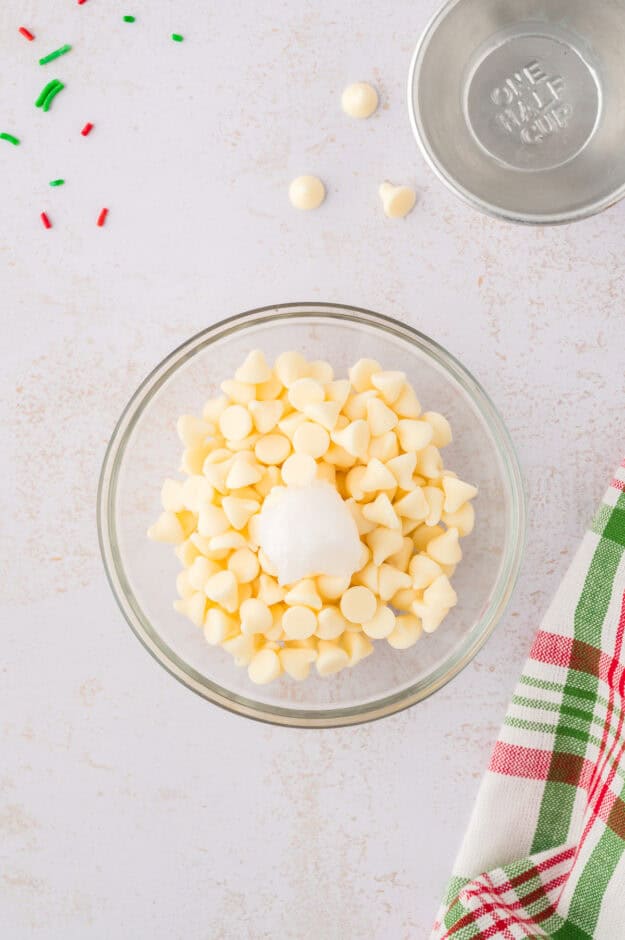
[1,1,624,937]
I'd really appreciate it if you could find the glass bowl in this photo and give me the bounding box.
[98,303,525,727]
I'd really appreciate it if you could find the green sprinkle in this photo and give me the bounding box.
[42,81,65,112]
[171,33,184,42]
[0,132,20,145]
[123,15,136,23]
[49,179,65,187]
[39,44,72,66]
[36,79,60,108]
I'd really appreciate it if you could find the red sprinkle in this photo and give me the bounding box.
[78,0,88,4]
[19,26,35,41]
[97,207,108,227]
[81,122,94,136]
[41,212,52,229]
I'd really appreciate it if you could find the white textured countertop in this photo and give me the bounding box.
[2,1,624,937]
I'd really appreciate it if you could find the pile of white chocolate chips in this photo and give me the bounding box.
[148,351,477,684]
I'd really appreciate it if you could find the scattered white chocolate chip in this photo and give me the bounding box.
[341,81,379,118]
[289,175,326,210]
[379,181,417,219]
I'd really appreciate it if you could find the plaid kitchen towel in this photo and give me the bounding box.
[433,460,625,939]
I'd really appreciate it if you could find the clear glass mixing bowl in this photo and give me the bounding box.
[98,303,525,727]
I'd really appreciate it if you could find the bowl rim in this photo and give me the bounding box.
[97,302,526,728]
[407,0,625,226]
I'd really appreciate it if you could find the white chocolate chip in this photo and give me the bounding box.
[188,555,221,590]
[423,485,444,527]
[442,502,475,537]
[284,578,323,611]
[288,377,325,411]
[288,175,326,210]
[362,493,401,530]
[307,360,334,383]
[281,453,317,487]
[202,395,228,422]
[342,631,374,666]
[387,614,422,649]
[412,600,450,634]
[254,433,291,466]
[205,570,239,613]
[181,475,215,512]
[257,574,284,607]
[360,457,397,493]
[293,421,330,458]
[235,350,272,385]
[197,504,230,538]
[378,564,412,601]
[366,527,404,566]
[176,569,194,599]
[317,574,351,600]
[442,476,478,513]
[343,390,377,421]
[219,404,253,442]
[316,606,348,640]
[240,598,273,635]
[209,532,247,552]
[394,384,421,418]
[279,647,315,680]
[417,445,444,479]
[333,419,370,458]
[354,561,379,594]
[368,431,399,462]
[366,397,398,436]
[223,633,261,666]
[424,574,458,610]
[248,399,284,433]
[348,359,382,393]
[221,495,260,530]
[409,553,443,589]
[396,419,433,453]
[386,453,417,490]
[220,379,256,405]
[427,527,463,566]
[248,648,282,684]
[176,414,214,447]
[423,411,453,448]
[186,591,207,627]
[274,351,309,387]
[362,603,396,639]
[204,608,238,645]
[282,605,317,640]
[379,181,417,219]
[340,586,377,624]
[325,380,351,409]
[228,547,260,584]
[316,640,349,676]
[226,455,263,489]
[371,370,406,404]
[302,400,342,431]
[393,486,430,522]
[147,511,185,544]
[341,81,378,118]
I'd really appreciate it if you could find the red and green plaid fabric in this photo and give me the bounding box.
[433,460,625,939]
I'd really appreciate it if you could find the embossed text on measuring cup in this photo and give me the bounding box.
[465,34,600,172]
